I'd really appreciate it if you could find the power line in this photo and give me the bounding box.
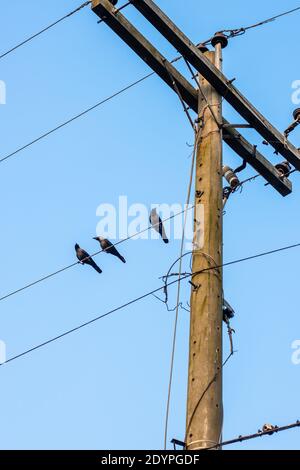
[237,6,300,32]
[2,67,297,188]
[2,27,298,168]
[202,5,300,44]
[1,3,299,166]
[0,72,154,165]
[2,242,300,367]
[164,127,200,450]
[4,0,293,62]
[0,1,91,61]
[1,218,299,306]
[0,206,193,303]
[235,168,297,193]
[0,44,190,166]
[204,420,300,450]
[172,419,300,450]
[0,275,186,368]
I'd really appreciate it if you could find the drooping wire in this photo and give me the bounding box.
[163,61,196,130]
[159,252,193,307]
[2,242,300,367]
[0,2,92,61]
[184,57,221,129]
[0,206,194,303]
[163,127,200,450]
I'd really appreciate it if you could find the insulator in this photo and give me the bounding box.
[275,161,291,178]
[293,108,300,121]
[222,165,240,189]
[211,33,228,49]
[198,43,209,53]
[262,424,276,435]
[223,299,235,320]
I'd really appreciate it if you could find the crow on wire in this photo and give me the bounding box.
[149,208,169,244]
[93,237,126,264]
[75,244,102,274]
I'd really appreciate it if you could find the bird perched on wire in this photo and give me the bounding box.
[93,236,126,264]
[75,244,102,274]
[149,208,169,244]
[262,424,276,435]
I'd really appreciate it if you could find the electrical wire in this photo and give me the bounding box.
[0,72,154,165]
[1,3,299,166]
[2,242,300,367]
[2,241,300,367]
[0,41,196,167]
[229,6,300,34]
[0,274,190,368]
[202,5,300,45]
[235,167,297,193]
[0,2,92,61]
[0,206,193,303]
[163,127,200,450]
[161,252,193,306]
[203,420,300,450]
[163,62,196,130]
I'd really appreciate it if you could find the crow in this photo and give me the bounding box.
[93,237,126,264]
[149,208,169,243]
[75,244,102,274]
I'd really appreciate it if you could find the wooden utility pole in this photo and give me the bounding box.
[91,0,296,450]
[186,40,225,451]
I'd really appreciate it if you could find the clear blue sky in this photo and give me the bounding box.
[0,0,300,450]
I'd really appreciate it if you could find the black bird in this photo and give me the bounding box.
[93,237,126,264]
[75,243,102,274]
[109,0,118,5]
[149,208,169,243]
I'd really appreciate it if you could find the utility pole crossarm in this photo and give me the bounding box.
[131,0,300,170]
[223,122,292,196]
[91,0,292,196]
[91,0,196,107]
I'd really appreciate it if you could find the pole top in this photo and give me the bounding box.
[211,33,228,49]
